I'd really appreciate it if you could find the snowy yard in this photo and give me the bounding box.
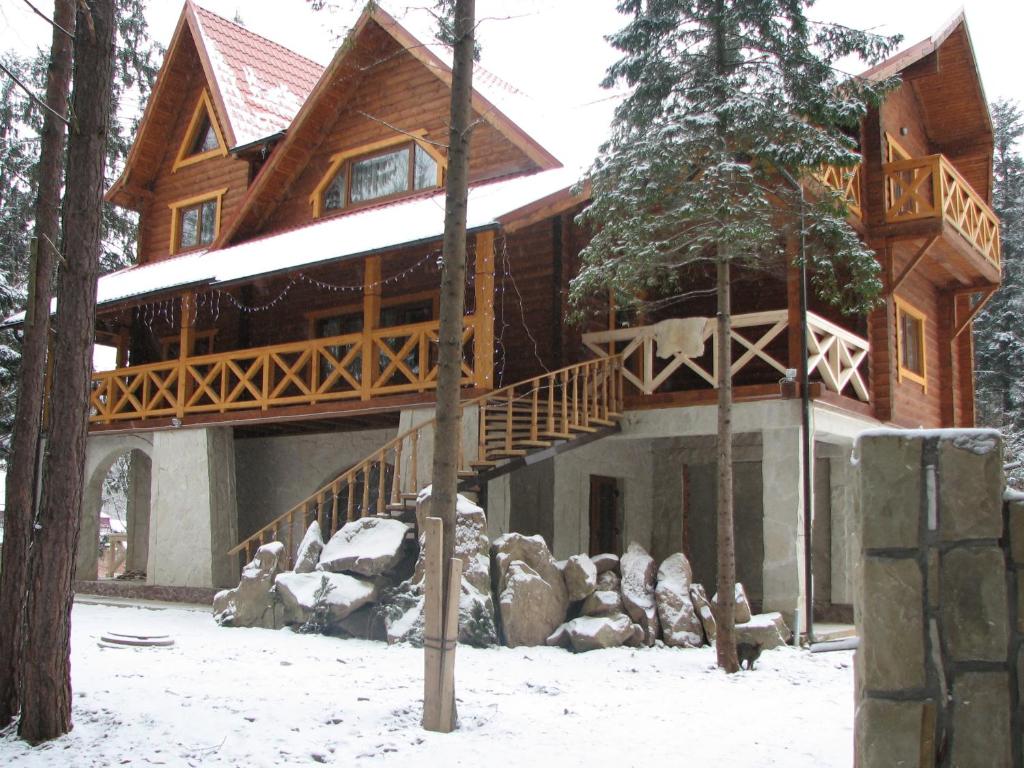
[1,602,854,767]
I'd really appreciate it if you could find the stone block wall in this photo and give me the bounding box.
[854,430,1021,767]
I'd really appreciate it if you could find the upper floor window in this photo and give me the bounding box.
[311,134,445,218]
[169,189,227,255]
[895,296,927,389]
[173,91,227,172]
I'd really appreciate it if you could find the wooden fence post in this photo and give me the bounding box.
[422,516,462,733]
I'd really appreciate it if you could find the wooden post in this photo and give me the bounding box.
[176,292,194,418]
[473,230,495,388]
[115,324,130,369]
[361,255,382,400]
[422,515,462,733]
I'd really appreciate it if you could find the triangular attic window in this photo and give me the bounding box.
[173,90,227,171]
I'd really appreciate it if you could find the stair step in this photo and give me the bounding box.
[487,449,528,458]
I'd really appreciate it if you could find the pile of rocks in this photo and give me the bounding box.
[214,502,789,653]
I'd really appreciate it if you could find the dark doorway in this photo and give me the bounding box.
[589,475,621,555]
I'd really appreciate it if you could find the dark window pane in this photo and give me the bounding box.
[901,312,922,374]
[380,300,433,328]
[324,168,346,211]
[180,207,199,248]
[350,148,409,204]
[414,145,438,190]
[191,116,219,155]
[317,313,363,338]
[199,200,217,245]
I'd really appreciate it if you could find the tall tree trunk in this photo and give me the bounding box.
[426,0,475,730]
[18,0,115,743]
[715,252,739,673]
[0,0,76,729]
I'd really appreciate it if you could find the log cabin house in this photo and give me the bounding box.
[55,3,998,626]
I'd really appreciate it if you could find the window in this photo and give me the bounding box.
[380,299,433,328]
[310,135,445,217]
[160,330,217,360]
[173,91,227,171]
[168,189,226,254]
[895,297,927,389]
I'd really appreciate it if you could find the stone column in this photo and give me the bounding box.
[148,426,238,588]
[855,430,1017,768]
[125,452,151,573]
[761,426,806,628]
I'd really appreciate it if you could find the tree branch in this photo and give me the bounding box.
[0,62,69,126]
[20,0,75,39]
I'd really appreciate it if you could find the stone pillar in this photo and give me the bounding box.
[854,430,1018,768]
[148,426,238,588]
[125,452,151,573]
[761,426,805,627]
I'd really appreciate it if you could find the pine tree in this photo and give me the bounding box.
[577,0,898,670]
[974,100,1024,479]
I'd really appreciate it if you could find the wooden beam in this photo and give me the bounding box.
[951,285,996,340]
[176,292,194,418]
[473,230,495,389]
[361,255,382,400]
[891,235,938,295]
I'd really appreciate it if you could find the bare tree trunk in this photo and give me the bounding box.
[425,0,476,731]
[0,0,76,729]
[18,0,115,743]
[715,253,739,673]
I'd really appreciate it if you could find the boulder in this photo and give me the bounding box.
[492,533,569,644]
[690,583,716,643]
[275,571,377,626]
[596,570,621,593]
[318,517,410,577]
[414,490,491,595]
[293,521,324,574]
[564,554,598,602]
[735,612,791,650]
[545,623,572,648]
[655,553,704,648]
[712,582,753,624]
[591,553,620,574]
[383,580,497,648]
[499,560,566,647]
[213,542,286,629]
[620,542,659,645]
[334,605,386,641]
[562,614,637,652]
[581,589,623,617]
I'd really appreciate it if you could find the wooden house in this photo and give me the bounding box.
[61,3,998,626]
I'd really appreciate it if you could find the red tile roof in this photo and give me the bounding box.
[191,2,324,147]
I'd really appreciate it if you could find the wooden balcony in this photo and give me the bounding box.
[582,310,870,404]
[815,162,863,220]
[89,317,481,425]
[883,153,1001,280]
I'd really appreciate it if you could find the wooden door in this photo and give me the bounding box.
[589,475,621,555]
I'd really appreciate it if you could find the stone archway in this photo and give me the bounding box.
[78,434,154,581]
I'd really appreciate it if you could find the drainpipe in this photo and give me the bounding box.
[781,169,814,644]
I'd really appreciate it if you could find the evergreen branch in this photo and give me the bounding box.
[0,62,69,126]
[20,0,75,40]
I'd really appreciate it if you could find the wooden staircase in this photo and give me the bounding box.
[229,356,624,570]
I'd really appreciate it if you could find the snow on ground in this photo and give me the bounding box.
[0,602,854,767]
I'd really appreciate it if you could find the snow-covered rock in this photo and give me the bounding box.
[655,553,704,648]
[563,554,598,602]
[596,569,620,593]
[275,571,377,626]
[620,542,659,646]
[318,517,410,577]
[581,589,623,617]
[385,581,496,648]
[712,582,753,624]
[213,542,286,629]
[561,614,638,652]
[499,560,565,648]
[736,612,791,650]
[591,553,619,574]
[413,490,491,595]
[293,521,324,574]
[690,583,716,643]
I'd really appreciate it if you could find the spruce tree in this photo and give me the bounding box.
[974,100,1024,479]
[577,0,898,670]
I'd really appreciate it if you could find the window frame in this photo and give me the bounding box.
[305,291,440,339]
[894,295,927,390]
[160,329,217,361]
[173,90,228,172]
[168,188,227,255]
[309,132,446,218]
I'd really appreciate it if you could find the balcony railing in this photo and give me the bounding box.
[581,309,869,402]
[883,154,1001,269]
[815,162,863,220]
[89,317,479,423]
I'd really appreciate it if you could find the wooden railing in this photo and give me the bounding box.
[815,162,863,219]
[229,356,623,569]
[90,317,478,423]
[883,154,1001,269]
[582,310,869,402]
